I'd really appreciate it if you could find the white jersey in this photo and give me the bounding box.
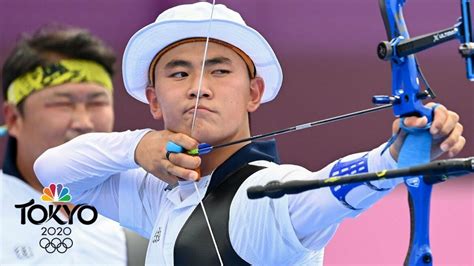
[34,129,399,265]
[0,171,127,265]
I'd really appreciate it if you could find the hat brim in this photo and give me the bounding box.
[122,19,282,104]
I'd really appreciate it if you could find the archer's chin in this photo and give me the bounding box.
[189,128,224,144]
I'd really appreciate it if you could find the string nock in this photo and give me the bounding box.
[187,148,199,156]
[459,42,474,57]
[372,95,399,105]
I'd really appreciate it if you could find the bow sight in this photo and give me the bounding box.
[377,0,473,79]
[374,0,473,117]
[374,0,473,123]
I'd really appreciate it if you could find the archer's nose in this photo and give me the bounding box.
[70,104,94,134]
[188,76,213,99]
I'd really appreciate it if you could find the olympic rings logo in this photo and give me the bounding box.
[39,237,73,253]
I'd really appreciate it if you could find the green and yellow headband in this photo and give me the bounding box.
[7,59,113,105]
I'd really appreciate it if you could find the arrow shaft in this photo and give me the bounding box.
[207,104,393,152]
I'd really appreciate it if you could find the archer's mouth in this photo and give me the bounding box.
[184,106,215,114]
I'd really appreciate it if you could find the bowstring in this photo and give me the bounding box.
[190,1,224,265]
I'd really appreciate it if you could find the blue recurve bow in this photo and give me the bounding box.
[376,0,473,265]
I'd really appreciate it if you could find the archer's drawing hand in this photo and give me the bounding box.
[389,103,465,161]
[135,130,201,184]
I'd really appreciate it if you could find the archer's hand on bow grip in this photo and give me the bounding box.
[389,103,465,161]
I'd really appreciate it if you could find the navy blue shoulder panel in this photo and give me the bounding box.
[206,139,280,194]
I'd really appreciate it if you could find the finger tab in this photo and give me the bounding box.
[166,141,184,153]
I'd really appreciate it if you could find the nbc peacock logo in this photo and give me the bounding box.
[40,183,72,202]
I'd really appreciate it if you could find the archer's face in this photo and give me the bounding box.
[147,41,264,145]
[6,83,114,163]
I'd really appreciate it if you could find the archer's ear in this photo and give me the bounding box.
[145,87,163,120]
[247,77,265,113]
[3,102,22,138]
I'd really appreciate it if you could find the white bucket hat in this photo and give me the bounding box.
[122,2,283,104]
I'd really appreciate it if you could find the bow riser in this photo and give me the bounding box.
[381,0,435,265]
[380,0,433,120]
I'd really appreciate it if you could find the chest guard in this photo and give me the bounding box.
[174,164,265,265]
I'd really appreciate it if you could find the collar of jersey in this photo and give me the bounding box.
[206,139,280,196]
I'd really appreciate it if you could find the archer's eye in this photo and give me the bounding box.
[45,101,74,109]
[212,69,231,76]
[87,100,111,108]
[170,72,188,78]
